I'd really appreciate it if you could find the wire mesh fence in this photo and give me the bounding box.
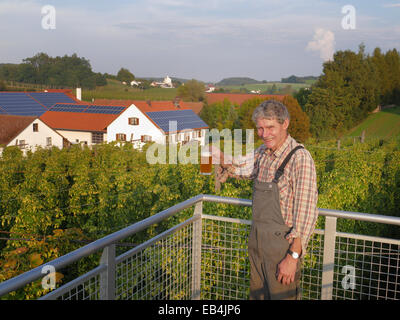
[115,222,194,300]
[332,234,400,300]
[1,195,399,300]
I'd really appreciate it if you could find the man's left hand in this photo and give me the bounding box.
[276,254,298,285]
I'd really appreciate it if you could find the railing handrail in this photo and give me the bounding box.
[0,193,399,297]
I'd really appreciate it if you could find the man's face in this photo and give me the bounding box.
[256,118,289,151]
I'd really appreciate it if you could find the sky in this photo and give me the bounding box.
[0,0,399,83]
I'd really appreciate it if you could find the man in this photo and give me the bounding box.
[212,99,318,300]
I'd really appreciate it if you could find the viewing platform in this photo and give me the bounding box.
[0,194,399,300]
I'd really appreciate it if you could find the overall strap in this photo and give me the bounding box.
[273,146,304,183]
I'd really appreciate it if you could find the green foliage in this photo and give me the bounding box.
[306,45,400,138]
[1,136,399,299]
[177,79,205,102]
[0,52,107,89]
[199,99,239,130]
[116,68,135,83]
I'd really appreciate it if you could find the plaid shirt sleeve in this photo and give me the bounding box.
[285,149,319,257]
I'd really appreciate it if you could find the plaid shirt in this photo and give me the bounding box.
[228,134,318,256]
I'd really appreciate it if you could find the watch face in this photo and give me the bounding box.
[292,252,299,259]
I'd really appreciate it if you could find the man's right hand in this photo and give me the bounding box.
[210,145,232,168]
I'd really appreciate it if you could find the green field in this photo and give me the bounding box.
[346,106,400,140]
[81,79,178,101]
[219,82,312,93]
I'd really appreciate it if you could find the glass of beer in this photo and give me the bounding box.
[200,150,212,175]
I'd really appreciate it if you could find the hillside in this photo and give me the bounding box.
[217,77,261,86]
[346,106,400,140]
[82,79,178,101]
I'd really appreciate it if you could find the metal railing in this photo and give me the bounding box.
[0,194,399,300]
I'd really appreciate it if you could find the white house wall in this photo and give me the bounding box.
[55,130,93,145]
[6,119,64,153]
[107,105,165,144]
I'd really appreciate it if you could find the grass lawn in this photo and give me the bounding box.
[219,82,312,93]
[346,106,400,140]
[81,79,178,101]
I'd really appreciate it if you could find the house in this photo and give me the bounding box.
[109,101,208,147]
[0,90,208,151]
[39,101,209,149]
[205,84,216,93]
[0,115,67,156]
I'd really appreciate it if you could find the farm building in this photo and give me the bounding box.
[40,102,208,148]
[0,91,209,150]
[0,114,66,155]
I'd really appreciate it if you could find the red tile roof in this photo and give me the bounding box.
[40,111,119,132]
[205,93,287,106]
[0,115,36,145]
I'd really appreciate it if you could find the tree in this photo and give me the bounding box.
[199,99,239,130]
[0,80,7,91]
[282,95,311,142]
[177,79,205,102]
[116,68,135,83]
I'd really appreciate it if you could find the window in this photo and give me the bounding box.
[33,123,38,132]
[184,132,190,141]
[92,132,104,144]
[128,117,139,125]
[141,135,152,143]
[116,133,126,141]
[46,137,52,146]
[18,140,26,149]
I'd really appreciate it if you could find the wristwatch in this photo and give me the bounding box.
[287,249,300,259]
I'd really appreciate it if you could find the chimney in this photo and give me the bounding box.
[147,100,151,107]
[76,88,82,101]
[173,97,180,109]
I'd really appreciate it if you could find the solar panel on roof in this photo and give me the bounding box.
[84,105,125,114]
[28,92,76,108]
[146,109,208,132]
[49,104,88,113]
[48,104,125,115]
[0,92,47,116]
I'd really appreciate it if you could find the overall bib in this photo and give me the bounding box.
[248,146,303,300]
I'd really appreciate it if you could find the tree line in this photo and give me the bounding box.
[200,94,311,143]
[0,53,107,90]
[303,44,400,139]
[200,44,400,142]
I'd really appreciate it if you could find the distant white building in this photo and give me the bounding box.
[130,80,142,86]
[150,76,174,88]
[0,115,66,156]
[206,84,216,93]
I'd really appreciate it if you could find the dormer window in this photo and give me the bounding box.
[128,117,139,125]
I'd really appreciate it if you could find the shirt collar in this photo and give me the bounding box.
[268,134,292,158]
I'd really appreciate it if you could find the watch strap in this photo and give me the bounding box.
[287,249,299,259]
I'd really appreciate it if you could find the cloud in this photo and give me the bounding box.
[383,3,400,7]
[306,28,335,61]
